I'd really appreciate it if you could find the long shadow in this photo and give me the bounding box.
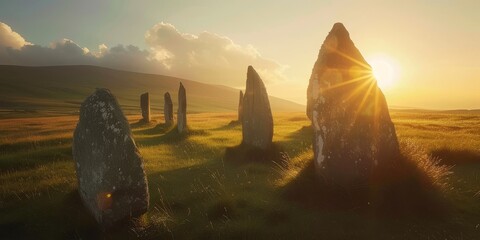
[133,123,174,136]
[431,148,480,165]
[211,120,241,131]
[0,136,72,154]
[130,119,158,129]
[222,125,312,167]
[59,191,103,239]
[224,142,288,166]
[0,145,72,173]
[282,156,450,219]
[60,190,152,239]
[275,125,312,159]
[137,126,210,147]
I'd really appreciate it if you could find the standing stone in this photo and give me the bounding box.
[140,92,150,123]
[306,23,400,186]
[164,92,174,125]
[242,66,273,150]
[177,82,187,133]
[238,90,244,122]
[73,88,149,227]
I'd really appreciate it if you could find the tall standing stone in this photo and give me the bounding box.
[177,82,187,133]
[238,90,244,122]
[73,88,149,227]
[242,66,273,150]
[306,23,400,186]
[140,92,150,123]
[164,92,174,125]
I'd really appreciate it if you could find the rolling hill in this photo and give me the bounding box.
[0,65,304,118]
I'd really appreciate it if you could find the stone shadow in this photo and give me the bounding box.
[282,154,450,219]
[224,142,288,166]
[133,123,174,136]
[211,120,241,131]
[431,148,480,165]
[59,190,151,239]
[130,119,157,129]
[136,126,210,147]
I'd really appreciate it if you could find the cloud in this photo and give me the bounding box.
[0,22,30,49]
[0,21,286,86]
[145,22,287,85]
[0,22,31,57]
[4,39,94,65]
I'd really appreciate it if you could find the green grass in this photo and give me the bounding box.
[1,110,480,239]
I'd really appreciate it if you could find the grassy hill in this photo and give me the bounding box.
[0,65,304,118]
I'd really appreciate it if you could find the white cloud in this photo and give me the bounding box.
[0,22,31,57]
[145,22,287,85]
[0,21,286,86]
[0,22,30,48]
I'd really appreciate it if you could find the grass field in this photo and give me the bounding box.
[1,110,480,239]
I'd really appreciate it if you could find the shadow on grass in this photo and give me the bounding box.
[0,136,72,154]
[283,155,450,219]
[275,125,312,159]
[133,123,174,136]
[431,148,480,165]
[60,190,152,239]
[0,145,72,173]
[130,119,158,129]
[224,142,288,166]
[0,221,28,239]
[137,125,209,147]
[60,191,103,239]
[211,120,241,131]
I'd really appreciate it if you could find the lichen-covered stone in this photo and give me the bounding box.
[140,92,150,123]
[73,88,149,227]
[242,66,273,150]
[164,92,174,125]
[306,23,400,186]
[177,82,187,133]
[238,90,244,122]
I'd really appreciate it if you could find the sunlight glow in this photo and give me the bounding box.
[366,55,400,91]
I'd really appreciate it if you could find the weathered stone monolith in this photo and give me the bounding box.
[306,23,400,187]
[140,92,150,123]
[177,83,187,133]
[242,66,273,150]
[73,88,149,227]
[164,92,174,125]
[238,90,244,122]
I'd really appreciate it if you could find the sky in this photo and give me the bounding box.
[0,0,479,109]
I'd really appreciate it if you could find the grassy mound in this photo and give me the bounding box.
[282,139,452,217]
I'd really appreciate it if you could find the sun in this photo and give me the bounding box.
[366,55,399,91]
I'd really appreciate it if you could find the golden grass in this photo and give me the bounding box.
[0,110,479,239]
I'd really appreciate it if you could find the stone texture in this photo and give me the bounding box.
[73,88,149,227]
[242,66,273,150]
[177,82,187,133]
[238,90,244,122]
[164,92,174,125]
[140,92,150,123]
[306,23,400,186]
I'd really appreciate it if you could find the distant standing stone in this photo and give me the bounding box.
[242,66,273,150]
[140,92,150,123]
[238,90,244,122]
[164,92,174,125]
[73,88,149,227]
[306,23,400,186]
[177,82,187,133]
